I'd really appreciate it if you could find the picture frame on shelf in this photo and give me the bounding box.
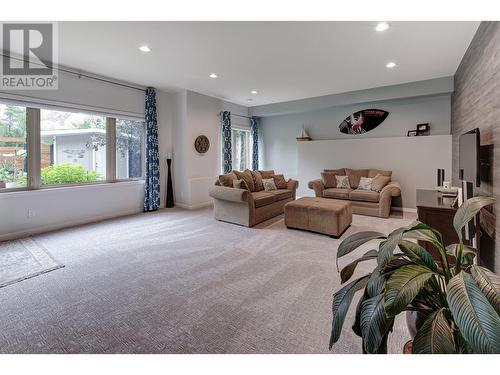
[416,123,430,135]
[407,130,418,137]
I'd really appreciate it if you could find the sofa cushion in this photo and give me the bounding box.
[336,175,350,189]
[218,172,237,187]
[368,169,392,178]
[262,178,277,191]
[358,177,373,190]
[251,191,276,207]
[233,170,256,191]
[345,168,369,188]
[273,174,288,189]
[323,187,352,200]
[259,170,275,179]
[268,189,293,201]
[371,174,391,192]
[324,168,345,176]
[250,170,264,191]
[349,189,380,202]
[233,179,249,190]
[321,172,337,188]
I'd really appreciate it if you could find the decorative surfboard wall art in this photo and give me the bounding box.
[339,109,389,135]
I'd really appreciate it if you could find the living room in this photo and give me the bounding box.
[0,1,499,374]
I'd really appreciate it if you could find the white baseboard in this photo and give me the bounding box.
[0,208,142,242]
[175,201,213,210]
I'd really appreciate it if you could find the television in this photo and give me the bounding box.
[459,128,480,187]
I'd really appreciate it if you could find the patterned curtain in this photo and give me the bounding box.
[251,117,259,170]
[221,111,232,173]
[143,87,160,212]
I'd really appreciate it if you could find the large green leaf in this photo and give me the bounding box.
[377,227,405,269]
[336,231,386,268]
[470,265,500,314]
[360,294,394,353]
[384,264,436,317]
[446,243,477,267]
[352,289,370,337]
[447,272,500,353]
[399,240,437,272]
[366,267,385,298]
[453,196,495,240]
[412,308,456,353]
[340,250,378,283]
[330,275,370,349]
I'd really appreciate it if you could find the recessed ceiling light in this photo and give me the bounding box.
[386,62,397,68]
[139,45,151,53]
[375,22,390,32]
[251,90,258,94]
[209,73,218,79]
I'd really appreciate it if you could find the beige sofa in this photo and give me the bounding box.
[209,170,299,227]
[308,168,401,218]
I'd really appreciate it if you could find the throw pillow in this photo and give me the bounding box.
[336,175,350,189]
[273,174,288,189]
[358,177,373,191]
[321,172,337,188]
[233,179,249,190]
[262,178,277,191]
[250,170,264,191]
[259,170,275,179]
[371,174,391,192]
[233,170,255,191]
[345,168,369,189]
[324,168,345,176]
[218,172,236,187]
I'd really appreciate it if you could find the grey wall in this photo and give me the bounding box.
[452,21,500,272]
[297,136,452,209]
[260,94,452,185]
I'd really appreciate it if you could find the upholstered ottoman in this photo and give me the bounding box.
[284,197,352,238]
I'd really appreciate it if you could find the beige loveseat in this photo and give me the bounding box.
[209,170,298,227]
[308,168,401,218]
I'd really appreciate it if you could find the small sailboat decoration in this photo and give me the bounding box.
[296,126,312,141]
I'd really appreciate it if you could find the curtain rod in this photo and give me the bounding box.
[0,53,147,93]
[217,111,253,120]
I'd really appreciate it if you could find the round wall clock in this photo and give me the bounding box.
[194,135,210,153]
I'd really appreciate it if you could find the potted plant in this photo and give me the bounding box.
[329,196,500,354]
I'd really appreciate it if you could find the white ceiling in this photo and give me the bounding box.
[58,21,480,106]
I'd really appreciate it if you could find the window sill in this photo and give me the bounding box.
[0,179,145,199]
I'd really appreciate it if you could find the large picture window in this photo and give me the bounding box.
[0,99,146,193]
[0,103,27,190]
[116,118,145,180]
[40,109,107,186]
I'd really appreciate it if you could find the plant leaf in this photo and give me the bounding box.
[340,249,378,283]
[377,227,405,269]
[412,308,456,353]
[366,267,385,298]
[352,289,370,337]
[446,243,477,266]
[453,196,495,240]
[360,294,394,353]
[399,240,438,272]
[336,231,386,268]
[330,275,370,349]
[447,272,500,353]
[384,264,436,317]
[470,265,500,314]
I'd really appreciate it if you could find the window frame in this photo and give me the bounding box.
[0,101,146,194]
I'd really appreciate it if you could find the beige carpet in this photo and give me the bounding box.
[0,207,415,353]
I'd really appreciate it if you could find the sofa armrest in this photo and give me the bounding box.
[287,179,299,191]
[209,186,251,203]
[378,181,401,218]
[308,179,325,197]
[380,181,401,198]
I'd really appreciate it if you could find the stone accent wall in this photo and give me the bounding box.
[452,22,500,271]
